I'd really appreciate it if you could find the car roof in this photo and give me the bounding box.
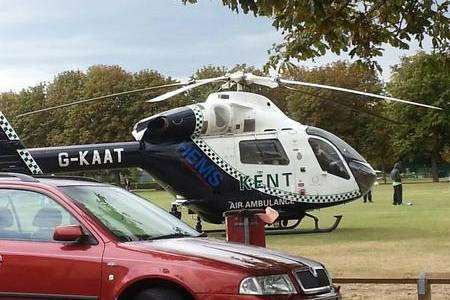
[37,178,111,187]
[0,173,112,187]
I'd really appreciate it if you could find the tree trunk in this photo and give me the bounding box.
[430,153,439,182]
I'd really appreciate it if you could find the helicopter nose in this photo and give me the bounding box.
[348,160,377,195]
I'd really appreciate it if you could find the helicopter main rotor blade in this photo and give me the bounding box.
[279,78,443,110]
[147,76,229,103]
[285,86,405,125]
[16,82,184,118]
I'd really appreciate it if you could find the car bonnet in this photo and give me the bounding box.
[123,237,321,274]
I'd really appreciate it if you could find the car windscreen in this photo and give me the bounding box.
[61,185,200,242]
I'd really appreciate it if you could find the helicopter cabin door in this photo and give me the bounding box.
[235,131,297,195]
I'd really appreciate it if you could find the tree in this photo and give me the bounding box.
[43,70,87,146]
[360,104,399,181]
[183,0,449,71]
[44,65,134,145]
[0,92,20,116]
[133,69,180,117]
[387,51,449,182]
[13,84,48,147]
[43,66,174,146]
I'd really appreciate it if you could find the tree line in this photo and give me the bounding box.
[0,52,449,181]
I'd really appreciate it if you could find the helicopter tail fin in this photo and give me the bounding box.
[0,112,43,174]
[0,112,21,142]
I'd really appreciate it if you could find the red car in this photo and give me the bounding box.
[0,174,340,300]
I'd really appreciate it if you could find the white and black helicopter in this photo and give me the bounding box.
[0,71,441,233]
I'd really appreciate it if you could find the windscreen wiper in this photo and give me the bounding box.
[146,233,197,241]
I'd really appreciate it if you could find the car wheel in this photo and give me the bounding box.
[134,287,187,300]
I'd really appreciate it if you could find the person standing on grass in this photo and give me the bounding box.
[363,189,373,203]
[390,162,402,205]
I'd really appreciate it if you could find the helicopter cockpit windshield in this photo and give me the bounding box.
[306,126,366,163]
[309,138,350,179]
[306,126,376,194]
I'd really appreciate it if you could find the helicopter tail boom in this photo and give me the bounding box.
[0,140,143,175]
[0,111,142,174]
[26,142,142,174]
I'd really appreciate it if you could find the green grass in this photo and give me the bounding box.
[136,182,450,278]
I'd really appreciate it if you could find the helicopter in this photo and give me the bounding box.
[0,71,442,233]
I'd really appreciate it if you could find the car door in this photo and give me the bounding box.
[0,187,103,299]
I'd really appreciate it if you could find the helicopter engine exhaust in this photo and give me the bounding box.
[139,107,197,143]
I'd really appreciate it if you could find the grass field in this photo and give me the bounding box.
[137,182,450,299]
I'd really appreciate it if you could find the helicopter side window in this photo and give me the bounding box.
[309,138,350,179]
[239,139,289,165]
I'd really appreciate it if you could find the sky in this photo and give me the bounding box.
[0,0,433,92]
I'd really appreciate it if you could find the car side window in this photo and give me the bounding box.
[239,139,290,165]
[0,189,79,242]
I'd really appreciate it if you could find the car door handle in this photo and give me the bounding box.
[0,255,3,267]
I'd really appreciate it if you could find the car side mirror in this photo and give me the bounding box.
[53,225,85,242]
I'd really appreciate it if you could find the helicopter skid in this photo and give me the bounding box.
[266,214,343,235]
[202,214,343,235]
